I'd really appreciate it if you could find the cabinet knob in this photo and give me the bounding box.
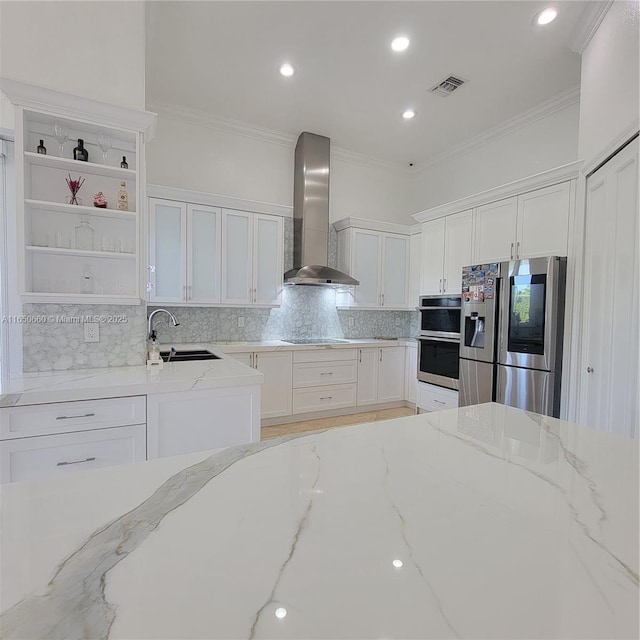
[587,366,594,373]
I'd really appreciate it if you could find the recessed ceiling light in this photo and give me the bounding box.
[402,109,415,120]
[392,559,404,568]
[535,8,557,25]
[275,607,287,619]
[279,63,295,77]
[391,36,410,52]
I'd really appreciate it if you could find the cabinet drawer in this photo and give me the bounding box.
[0,396,146,440]
[0,424,146,484]
[293,384,356,414]
[293,349,357,363]
[293,361,357,388]
[417,383,458,412]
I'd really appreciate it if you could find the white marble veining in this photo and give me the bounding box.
[1,404,637,639]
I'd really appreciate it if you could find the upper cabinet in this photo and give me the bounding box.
[420,210,473,295]
[3,79,157,305]
[148,197,283,307]
[335,220,410,309]
[474,182,572,263]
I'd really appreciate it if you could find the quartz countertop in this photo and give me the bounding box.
[0,338,414,407]
[1,403,637,639]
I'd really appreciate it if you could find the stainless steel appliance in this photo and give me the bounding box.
[459,257,566,417]
[417,295,461,390]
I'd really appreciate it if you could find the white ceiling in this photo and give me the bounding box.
[146,1,588,165]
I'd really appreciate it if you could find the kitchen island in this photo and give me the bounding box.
[1,403,637,639]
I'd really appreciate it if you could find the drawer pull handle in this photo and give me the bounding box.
[434,400,446,405]
[57,457,96,467]
[320,372,333,375]
[320,396,333,400]
[56,413,96,420]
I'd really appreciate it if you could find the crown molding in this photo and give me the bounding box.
[412,160,583,223]
[148,99,408,172]
[570,1,614,54]
[0,78,157,140]
[414,86,580,173]
[332,216,412,235]
[147,184,293,218]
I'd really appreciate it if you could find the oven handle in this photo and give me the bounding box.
[417,336,461,344]
[416,306,462,311]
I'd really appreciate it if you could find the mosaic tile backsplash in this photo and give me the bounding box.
[22,304,147,372]
[150,287,417,344]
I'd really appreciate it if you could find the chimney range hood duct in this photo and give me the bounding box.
[284,132,359,286]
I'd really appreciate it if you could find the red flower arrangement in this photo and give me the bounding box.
[65,174,85,205]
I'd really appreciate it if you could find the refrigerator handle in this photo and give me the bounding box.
[510,243,514,260]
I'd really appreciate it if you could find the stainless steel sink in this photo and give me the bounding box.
[160,349,220,362]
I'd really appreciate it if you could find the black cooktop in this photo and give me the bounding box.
[282,338,349,345]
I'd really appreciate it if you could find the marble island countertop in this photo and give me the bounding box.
[1,403,637,639]
[0,338,414,407]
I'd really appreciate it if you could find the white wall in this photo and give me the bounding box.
[146,110,413,224]
[409,102,580,213]
[0,0,146,129]
[578,1,640,165]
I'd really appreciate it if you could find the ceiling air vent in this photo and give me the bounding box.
[430,75,466,97]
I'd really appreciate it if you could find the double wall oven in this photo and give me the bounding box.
[417,295,461,390]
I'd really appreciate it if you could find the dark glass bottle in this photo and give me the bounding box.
[73,139,88,162]
[120,156,128,169]
[36,139,47,154]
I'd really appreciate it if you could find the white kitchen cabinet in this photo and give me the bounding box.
[337,227,410,308]
[421,210,473,295]
[404,344,418,405]
[146,386,260,459]
[417,382,458,413]
[222,209,283,306]
[188,204,222,302]
[4,82,154,305]
[409,231,422,306]
[474,182,572,263]
[356,346,405,405]
[233,351,292,419]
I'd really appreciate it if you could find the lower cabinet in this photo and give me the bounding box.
[232,351,292,419]
[416,382,458,413]
[146,386,260,459]
[357,346,405,406]
[404,344,418,405]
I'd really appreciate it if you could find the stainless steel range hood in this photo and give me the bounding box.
[284,132,359,286]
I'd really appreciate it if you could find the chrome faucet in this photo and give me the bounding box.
[148,308,180,340]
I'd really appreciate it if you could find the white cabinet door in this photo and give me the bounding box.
[404,345,417,404]
[474,197,518,264]
[187,204,221,304]
[255,351,292,419]
[443,209,474,294]
[147,386,260,459]
[409,233,422,306]
[377,347,405,403]
[149,198,186,303]
[516,182,571,259]
[382,233,409,308]
[420,218,446,295]
[222,210,253,305]
[353,229,382,306]
[254,214,283,305]
[232,352,253,367]
[579,138,638,439]
[357,348,379,406]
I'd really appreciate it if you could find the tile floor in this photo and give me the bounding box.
[261,406,417,440]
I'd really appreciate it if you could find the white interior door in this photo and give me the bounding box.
[420,218,445,295]
[353,229,382,306]
[149,198,186,303]
[381,233,409,307]
[253,214,283,306]
[474,197,518,263]
[443,209,473,294]
[579,137,639,439]
[222,209,252,305]
[187,204,221,303]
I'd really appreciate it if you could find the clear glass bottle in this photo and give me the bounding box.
[36,139,47,154]
[75,219,94,250]
[120,156,128,169]
[116,181,129,211]
[73,138,88,162]
[80,264,93,294]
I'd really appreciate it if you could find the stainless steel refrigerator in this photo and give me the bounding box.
[459,257,566,417]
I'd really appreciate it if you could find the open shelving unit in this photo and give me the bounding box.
[2,80,157,305]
